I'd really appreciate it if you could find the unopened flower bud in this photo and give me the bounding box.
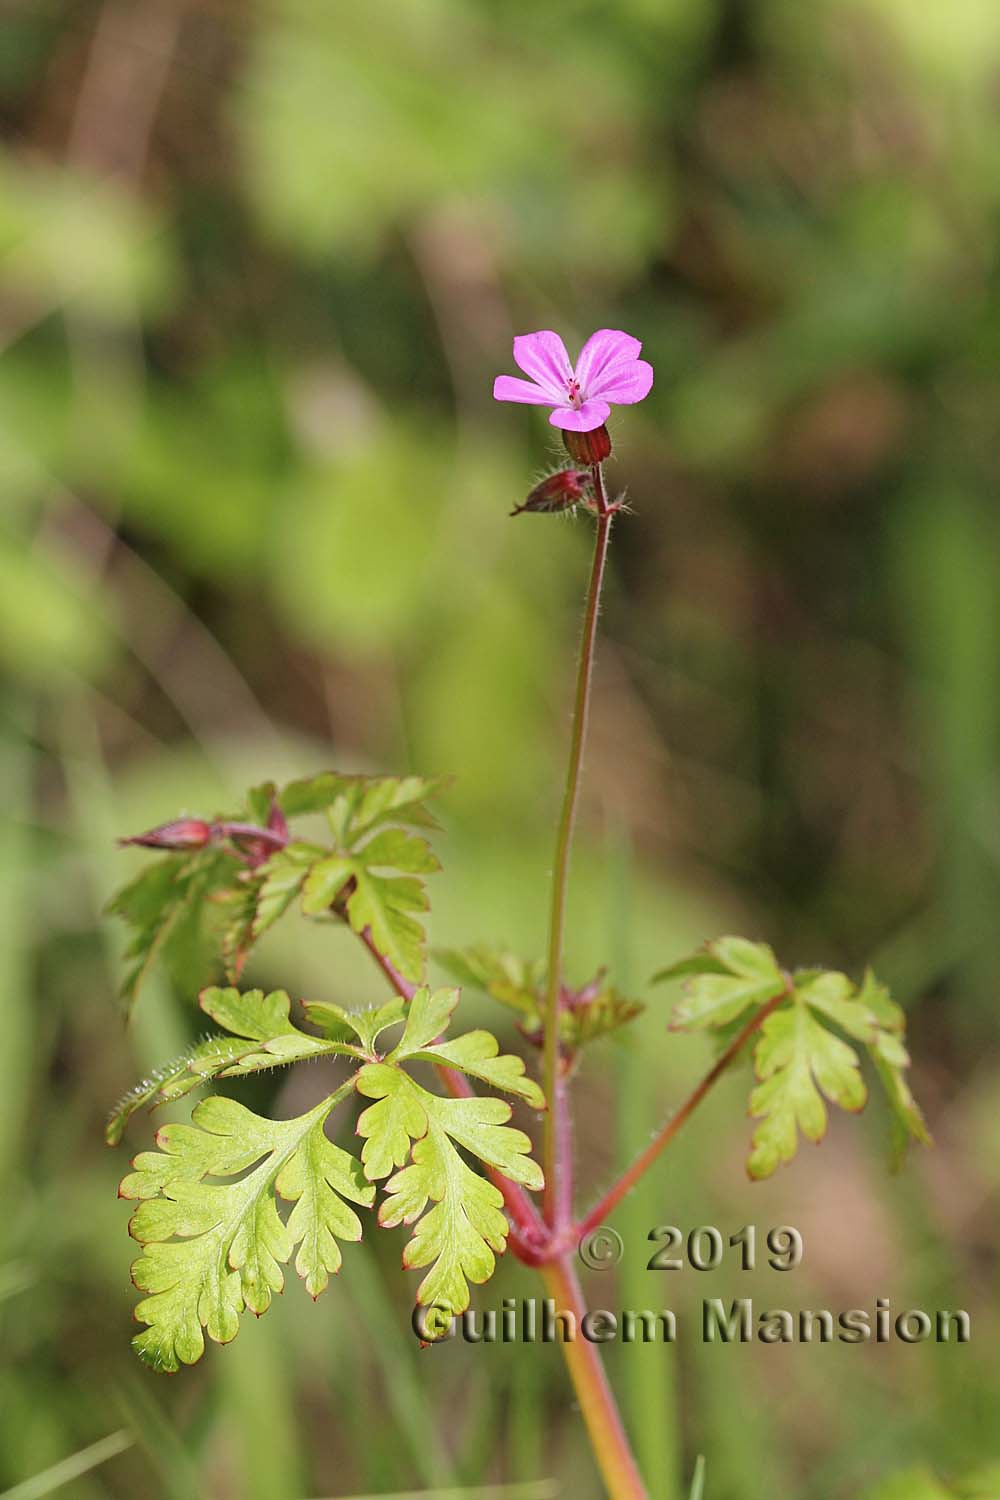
[510,468,592,517]
[119,818,213,851]
[561,424,612,466]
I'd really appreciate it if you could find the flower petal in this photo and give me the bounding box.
[589,358,654,405]
[548,399,611,432]
[512,331,572,399]
[574,329,643,393]
[493,375,557,406]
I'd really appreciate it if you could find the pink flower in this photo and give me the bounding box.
[493,328,653,432]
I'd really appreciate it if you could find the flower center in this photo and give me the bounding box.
[566,377,583,409]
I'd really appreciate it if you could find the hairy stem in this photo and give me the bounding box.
[540,1255,647,1500]
[575,985,790,1240]
[542,466,613,1224]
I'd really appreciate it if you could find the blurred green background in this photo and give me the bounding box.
[2,0,999,1496]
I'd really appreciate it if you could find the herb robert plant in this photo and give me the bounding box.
[108,328,928,1500]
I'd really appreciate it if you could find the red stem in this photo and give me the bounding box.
[552,1066,574,1232]
[574,986,789,1242]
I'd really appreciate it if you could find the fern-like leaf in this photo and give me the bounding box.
[121,1089,371,1371]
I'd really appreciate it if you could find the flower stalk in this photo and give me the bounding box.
[542,466,614,1226]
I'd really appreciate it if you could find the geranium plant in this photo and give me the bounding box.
[107,329,929,1500]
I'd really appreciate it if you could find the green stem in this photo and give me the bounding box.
[539,1256,647,1500]
[542,466,613,1225]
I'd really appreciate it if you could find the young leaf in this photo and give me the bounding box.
[356,1064,542,1318]
[654,936,786,1031]
[434,949,642,1053]
[121,1089,372,1370]
[747,997,867,1179]
[434,946,544,1027]
[796,970,877,1042]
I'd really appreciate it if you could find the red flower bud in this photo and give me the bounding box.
[561,424,612,465]
[510,468,592,517]
[118,818,213,851]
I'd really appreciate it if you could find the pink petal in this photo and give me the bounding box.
[574,329,643,393]
[493,374,557,406]
[589,358,654,406]
[549,399,611,432]
[512,331,572,399]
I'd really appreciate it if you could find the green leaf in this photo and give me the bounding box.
[747,998,867,1179]
[300,853,355,913]
[298,829,438,983]
[121,1089,373,1370]
[434,946,544,1025]
[343,868,429,983]
[302,996,407,1054]
[434,948,641,1052]
[797,970,878,1042]
[218,877,261,984]
[389,987,545,1109]
[253,842,324,940]
[107,848,238,1007]
[857,970,931,1167]
[107,989,362,1143]
[356,1064,542,1318]
[279,771,443,832]
[244,780,278,828]
[655,936,786,1031]
[106,1035,251,1146]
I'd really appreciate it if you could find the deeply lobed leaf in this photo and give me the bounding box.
[387,987,545,1109]
[657,939,929,1178]
[122,1091,372,1371]
[356,1063,543,1319]
[747,998,867,1179]
[109,771,445,1004]
[106,987,363,1143]
[655,935,787,1030]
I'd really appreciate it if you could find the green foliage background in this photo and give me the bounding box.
[2,0,999,1495]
